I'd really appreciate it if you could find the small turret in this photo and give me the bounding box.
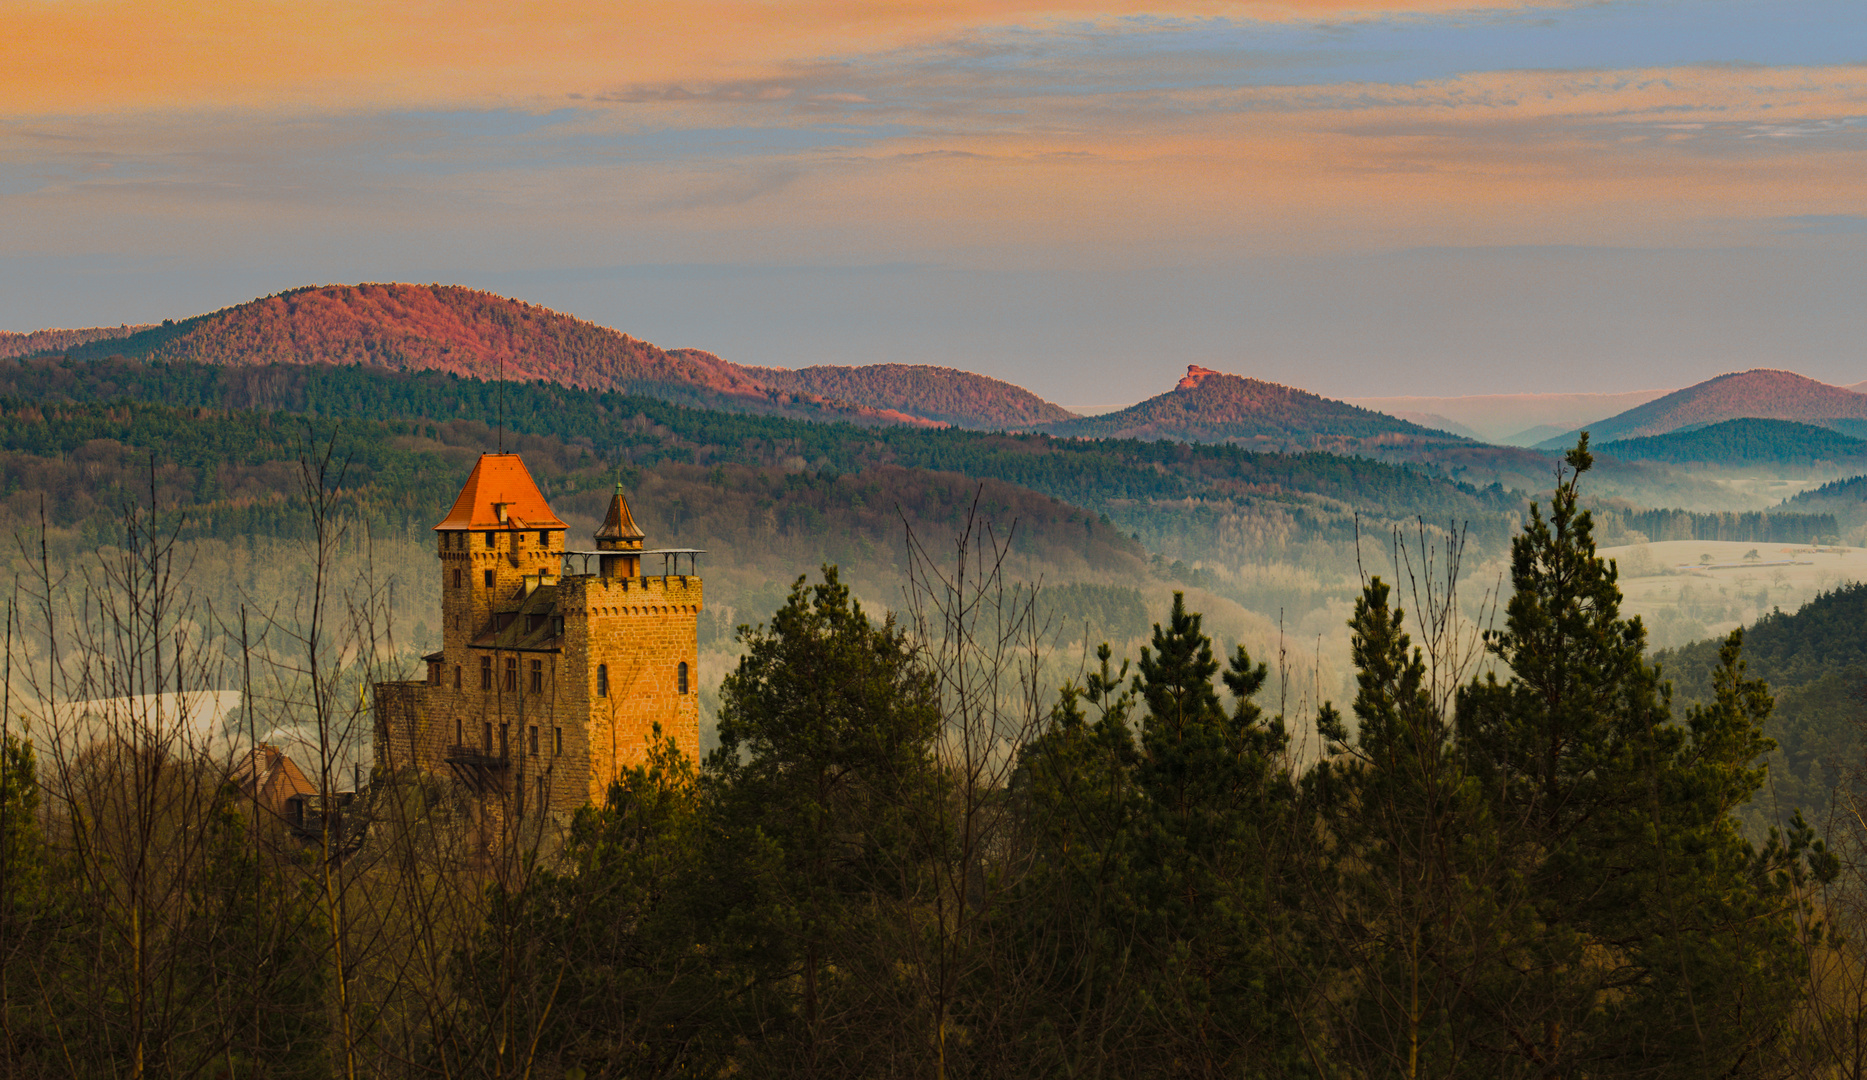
[594,484,645,577]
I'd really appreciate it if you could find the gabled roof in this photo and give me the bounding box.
[435,454,568,531]
[231,744,317,811]
[595,484,646,542]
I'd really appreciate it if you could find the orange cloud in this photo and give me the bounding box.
[4,0,1578,114]
[575,62,1866,263]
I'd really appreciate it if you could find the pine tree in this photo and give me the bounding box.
[1128,593,1303,1076]
[707,565,943,1076]
[1310,578,1499,1079]
[1454,437,1812,1076]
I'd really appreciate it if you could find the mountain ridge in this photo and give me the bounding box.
[36,283,1070,432]
[1041,364,1446,445]
[746,363,1076,427]
[1538,369,1867,448]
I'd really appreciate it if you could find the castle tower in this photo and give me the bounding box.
[372,455,702,836]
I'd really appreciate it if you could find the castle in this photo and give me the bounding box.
[372,453,701,833]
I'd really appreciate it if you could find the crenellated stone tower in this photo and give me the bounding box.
[372,454,701,833]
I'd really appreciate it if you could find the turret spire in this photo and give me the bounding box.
[595,483,646,551]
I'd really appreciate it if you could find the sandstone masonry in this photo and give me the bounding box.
[371,454,701,840]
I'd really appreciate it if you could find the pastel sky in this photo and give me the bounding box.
[3,0,1863,404]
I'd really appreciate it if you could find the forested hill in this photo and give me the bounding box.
[1041,365,1442,444]
[1537,369,1867,447]
[1657,582,1867,834]
[0,354,1515,521]
[1600,418,1867,467]
[0,323,156,359]
[1784,474,1867,530]
[35,283,1074,431]
[749,363,1076,428]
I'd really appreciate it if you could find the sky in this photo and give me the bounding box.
[2,0,1863,406]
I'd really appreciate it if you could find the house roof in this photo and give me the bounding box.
[434,454,568,532]
[231,744,317,807]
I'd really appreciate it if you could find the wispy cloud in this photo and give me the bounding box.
[1781,214,1867,235]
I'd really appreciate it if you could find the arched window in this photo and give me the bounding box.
[596,664,609,698]
[677,661,689,695]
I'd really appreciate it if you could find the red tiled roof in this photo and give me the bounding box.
[435,454,568,531]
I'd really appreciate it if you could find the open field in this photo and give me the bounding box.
[1601,539,1867,649]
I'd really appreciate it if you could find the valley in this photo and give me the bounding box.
[11,283,1867,809]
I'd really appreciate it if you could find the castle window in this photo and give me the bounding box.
[678,661,689,695]
[485,531,495,547]
[552,616,564,637]
[536,776,546,816]
[454,664,462,690]
[504,657,517,691]
[483,569,494,589]
[529,725,539,755]
[529,659,543,693]
[481,656,492,690]
[500,724,509,757]
[452,568,462,589]
[597,664,609,697]
[539,530,549,546]
[455,716,462,745]
[483,722,492,750]
[554,727,562,755]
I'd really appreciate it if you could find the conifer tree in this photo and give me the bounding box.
[1310,578,1499,1079]
[991,645,1148,1075]
[1127,593,1303,1076]
[707,565,943,1076]
[1454,437,1813,1076]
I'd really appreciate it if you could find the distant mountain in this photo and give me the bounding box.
[1505,424,1574,447]
[1386,411,1483,440]
[1,323,157,360]
[1042,365,1440,444]
[36,283,1072,431]
[1599,418,1867,467]
[748,364,1076,428]
[1350,389,1667,444]
[1537,369,1867,448]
